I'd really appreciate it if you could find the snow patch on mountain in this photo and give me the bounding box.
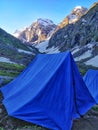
[35,40,60,54]
[35,40,49,52]
[82,18,87,23]
[37,18,54,26]
[73,6,83,11]
[0,57,17,64]
[85,55,98,67]
[74,50,92,61]
[18,49,32,54]
[71,47,80,54]
[46,46,60,54]
[69,6,88,24]
[70,42,98,68]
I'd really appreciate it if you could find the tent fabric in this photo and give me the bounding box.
[83,69,98,104]
[0,51,95,130]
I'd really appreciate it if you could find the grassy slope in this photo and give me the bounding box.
[0,62,25,76]
[0,28,35,65]
[0,28,31,51]
[0,62,26,87]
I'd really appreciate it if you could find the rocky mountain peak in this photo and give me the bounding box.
[72,6,86,13]
[37,18,55,26]
[71,6,87,19]
[58,6,88,29]
[13,18,57,43]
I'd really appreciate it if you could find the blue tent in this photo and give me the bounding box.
[0,51,95,130]
[83,69,98,104]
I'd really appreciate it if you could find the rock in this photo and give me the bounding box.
[0,78,4,86]
[0,108,3,113]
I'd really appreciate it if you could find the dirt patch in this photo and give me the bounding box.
[72,110,98,130]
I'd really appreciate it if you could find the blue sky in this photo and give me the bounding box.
[0,0,97,34]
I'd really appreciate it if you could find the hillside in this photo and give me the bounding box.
[0,28,39,86]
[0,28,39,64]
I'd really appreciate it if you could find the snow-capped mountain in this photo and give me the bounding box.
[68,6,88,23]
[13,18,56,43]
[58,6,88,28]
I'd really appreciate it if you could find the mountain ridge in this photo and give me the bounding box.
[13,18,56,43]
[13,6,87,44]
[48,3,98,68]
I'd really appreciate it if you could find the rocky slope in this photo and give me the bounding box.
[48,3,98,68]
[13,18,56,43]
